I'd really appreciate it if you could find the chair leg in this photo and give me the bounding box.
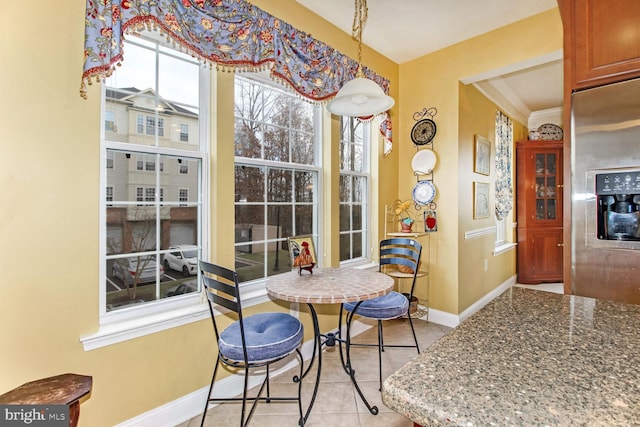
[295,348,305,426]
[377,320,383,391]
[265,365,271,403]
[200,359,221,427]
[407,312,421,354]
[240,366,250,427]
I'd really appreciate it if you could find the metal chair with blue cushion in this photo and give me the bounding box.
[199,261,305,427]
[340,237,422,391]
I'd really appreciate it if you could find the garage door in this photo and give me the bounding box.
[170,222,195,246]
[107,225,123,255]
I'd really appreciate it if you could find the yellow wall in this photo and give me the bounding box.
[457,83,527,310]
[397,8,563,314]
[0,1,398,425]
[0,0,561,425]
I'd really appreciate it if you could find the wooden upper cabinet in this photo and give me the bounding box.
[566,0,640,89]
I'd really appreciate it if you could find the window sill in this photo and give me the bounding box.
[81,282,271,351]
[80,303,209,351]
[493,242,517,256]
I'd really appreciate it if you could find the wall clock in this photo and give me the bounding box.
[411,119,437,146]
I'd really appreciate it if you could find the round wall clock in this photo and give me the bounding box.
[411,119,437,145]
[537,123,563,140]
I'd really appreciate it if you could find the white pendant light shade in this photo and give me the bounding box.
[326,77,394,117]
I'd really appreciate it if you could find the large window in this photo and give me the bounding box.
[101,30,207,316]
[339,117,370,262]
[234,75,320,283]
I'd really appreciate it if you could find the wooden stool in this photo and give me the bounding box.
[0,373,92,427]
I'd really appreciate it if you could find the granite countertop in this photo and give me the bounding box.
[382,287,640,426]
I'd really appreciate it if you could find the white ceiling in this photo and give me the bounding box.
[296,0,564,125]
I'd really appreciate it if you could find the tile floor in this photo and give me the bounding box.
[178,282,563,427]
[178,315,451,427]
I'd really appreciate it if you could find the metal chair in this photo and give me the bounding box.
[199,261,305,427]
[340,237,422,391]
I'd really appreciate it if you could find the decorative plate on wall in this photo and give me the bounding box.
[537,123,563,140]
[412,180,436,205]
[410,119,437,146]
[411,149,437,174]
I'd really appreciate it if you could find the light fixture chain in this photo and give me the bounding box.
[352,0,368,71]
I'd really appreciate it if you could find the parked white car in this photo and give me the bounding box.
[112,256,164,286]
[163,245,199,276]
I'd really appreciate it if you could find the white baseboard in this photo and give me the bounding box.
[427,275,516,327]
[116,277,516,426]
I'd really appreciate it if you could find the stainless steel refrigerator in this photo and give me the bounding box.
[571,77,640,304]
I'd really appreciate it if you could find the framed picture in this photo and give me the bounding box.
[424,210,438,232]
[288,235,316,272]
[474,135,491,176]
[473,182,490,219]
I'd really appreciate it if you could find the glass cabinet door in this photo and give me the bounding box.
[534,152,557,220]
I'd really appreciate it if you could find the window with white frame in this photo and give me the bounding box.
[180,124,189,142]
[106,186,113,205]
[179,188,188,206]
[136,114,165,137]
[339,117,370,262]
[234,74,320,283]
[105,110,116,132]
[101,29,207,316]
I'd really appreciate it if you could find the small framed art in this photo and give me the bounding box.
[474,135,491,176]
[473,182,490,219]
[288,235,316,274]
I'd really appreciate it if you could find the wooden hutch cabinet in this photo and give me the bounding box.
[516,140,563,284]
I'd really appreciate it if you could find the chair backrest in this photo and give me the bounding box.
[379,237,423,295]
[199,260,244,343]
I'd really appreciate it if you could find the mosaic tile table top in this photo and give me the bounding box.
[266,267,394,304]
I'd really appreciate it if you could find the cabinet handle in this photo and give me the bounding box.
[557,243,564,247]
[557,184,564,188]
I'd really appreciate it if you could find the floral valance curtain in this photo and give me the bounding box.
[81,0,393,151]
[494,110,513,221]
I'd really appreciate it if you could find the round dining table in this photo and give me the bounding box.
[266,267,395,422]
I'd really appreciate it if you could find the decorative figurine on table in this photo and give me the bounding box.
[288,236,316,275]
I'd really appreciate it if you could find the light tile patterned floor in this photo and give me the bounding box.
[177,316,451,427]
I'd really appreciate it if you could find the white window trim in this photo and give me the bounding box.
[80,281,270,351]
[339,117,371,265]
[233,74,323,281]
[86,58,210,350]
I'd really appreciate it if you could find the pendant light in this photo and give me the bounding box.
[326,0,394,117]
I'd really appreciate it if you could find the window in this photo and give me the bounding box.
[179,188,188,206]
[106,186,113,206]
[105,110,116,132]
[137,115,144,134]
[180,124,189,142]
[146,116,156,135]
[137,114,165,137]
[101,29,207,319]
[339,117,370,262]
[234,75,320,283]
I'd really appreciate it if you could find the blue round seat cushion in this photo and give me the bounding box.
[219,312,304,363]
[343,291,409,320]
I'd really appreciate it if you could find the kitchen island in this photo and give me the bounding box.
[382,287,640,426]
